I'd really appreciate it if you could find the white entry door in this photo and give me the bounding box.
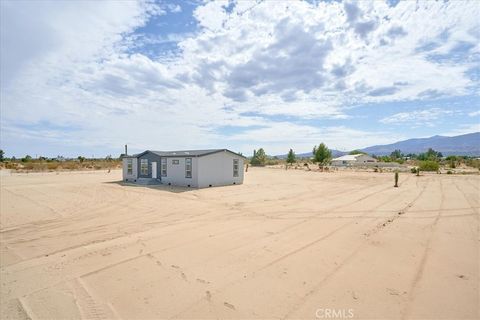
[151,162,157,178]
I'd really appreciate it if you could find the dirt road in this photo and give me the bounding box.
[1,168,478,319]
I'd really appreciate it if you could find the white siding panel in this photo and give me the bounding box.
[122,158,138,181]
[197,151,244,188]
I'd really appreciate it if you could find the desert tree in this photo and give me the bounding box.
[312,143,332,168]
[390,149,403,159]
[286,149,296,168]
[250,149,259,166]
[0,149,4,162]
[250,148,267,166]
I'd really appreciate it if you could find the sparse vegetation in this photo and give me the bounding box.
[0,154,121,172]
[411,167,418,174]
[445,155,457,168]
[349,150,366,155]
[417,148,443,161]
[419,160,440,172]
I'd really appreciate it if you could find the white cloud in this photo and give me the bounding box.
[442,123,480,137]
[168,4,182,13]
[379,108,455,127]
[0,0,160,88]
[227,123,404,154]
[468,110,480,117]
[1,0,479,156]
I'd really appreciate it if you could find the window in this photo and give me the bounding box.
[161,158,167,177]
[172,159,179,165]
[127,159,133,175]
[233,159,239,177]
[185,158,192,178]
[140,159,148,175]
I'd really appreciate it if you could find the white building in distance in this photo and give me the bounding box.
[331,154,377,166]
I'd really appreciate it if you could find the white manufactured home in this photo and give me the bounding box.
[122,149,245,188]
[331,154,377,166]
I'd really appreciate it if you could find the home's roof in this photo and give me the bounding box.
[332,154,363,161]
[132,149,246,159]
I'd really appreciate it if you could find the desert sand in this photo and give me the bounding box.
[0,168,478,319]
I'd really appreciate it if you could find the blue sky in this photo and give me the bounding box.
[1,0,479,157]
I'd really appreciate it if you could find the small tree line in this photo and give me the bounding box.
[246,145,480,173]
[249,142,334,168]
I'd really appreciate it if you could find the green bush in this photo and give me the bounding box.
[21,155,32,162]
[419,160,439,172]
[446,170,453,174]
[410,167,417,174]
[265,159,279,166]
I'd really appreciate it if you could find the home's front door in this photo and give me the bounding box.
[151,162,157,178]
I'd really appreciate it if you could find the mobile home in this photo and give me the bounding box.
[123,149,245,188]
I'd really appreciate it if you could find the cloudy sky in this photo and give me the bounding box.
[1,0,479,157]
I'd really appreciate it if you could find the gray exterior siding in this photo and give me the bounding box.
[137,151,161,179]
[161,157,199,187]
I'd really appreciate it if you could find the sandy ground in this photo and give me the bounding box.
[0,168,478,320]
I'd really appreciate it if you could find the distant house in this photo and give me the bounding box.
[122,149,246,188]
[331,154,377,166]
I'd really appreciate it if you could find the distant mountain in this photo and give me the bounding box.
[361,132,480,156]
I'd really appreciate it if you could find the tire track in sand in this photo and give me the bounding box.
[400,178,445,320]
[282,176,431,319]
[169,177,427,319]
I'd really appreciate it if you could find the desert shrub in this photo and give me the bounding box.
[21,155,32,162]
[446,170,453,174]
[419,160,439,172]
[349,150,366,155]
[265,159,279,166]
[466,158,480,169]
[411,167,418,174]
[22,162,35,170]
[47,162,60,170]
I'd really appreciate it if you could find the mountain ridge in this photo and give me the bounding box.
[274,132,480,158]
[360,132,479,156]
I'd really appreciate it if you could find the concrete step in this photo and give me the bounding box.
[136,178,162,185]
